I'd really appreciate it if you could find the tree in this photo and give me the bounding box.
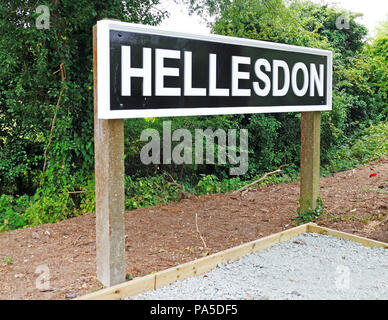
[0,0,167,195]
[366,16,388,116]
[177,0,386,167]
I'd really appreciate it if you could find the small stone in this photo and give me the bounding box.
[65,293,78,299]
[291,290,301,296]
[244,294,254,300]
[32,232,40,239]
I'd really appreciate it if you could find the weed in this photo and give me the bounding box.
[91,286,104,293]
[126,274,135,281]
[292,197,326,226]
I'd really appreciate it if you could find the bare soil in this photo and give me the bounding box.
[0,158,387,300]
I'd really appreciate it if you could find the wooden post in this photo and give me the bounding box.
[300,111,321,211]
[93,25,126,287]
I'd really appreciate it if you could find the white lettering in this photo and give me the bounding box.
[310,64,324,97]
[291,62,309,96]
[253,58,271,96]
[121,46,152,96]
[184,51,207,96]
[272,59,290,96]
[155,48,181,96]
[231,56,251,96]
[209,54,230,96]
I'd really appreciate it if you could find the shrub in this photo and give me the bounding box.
[0,194,29,231]
[323,121,388,174]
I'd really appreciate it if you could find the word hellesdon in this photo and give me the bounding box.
[121,47,324,98]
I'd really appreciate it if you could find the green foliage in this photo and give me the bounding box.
[293,197,326,226]
[124,173,243,209]
[0,194,29,231]
[196,174,221,194]
[79,179,96,214]
[212,0,328,48]
[123,115,244,179]
[205,0,388,173]
[365,18,388,117]
[0,0,166,229]
[23,160,91,226]
[0,0,166,195]
[125,174,182,210]
[323,121,388,174]
[348,123,388,163]
[3,256,13,265]
[25,190,73,226]
[215,176,244,193]
[1,0,387,232]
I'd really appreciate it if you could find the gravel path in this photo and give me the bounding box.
[130,233,388,300]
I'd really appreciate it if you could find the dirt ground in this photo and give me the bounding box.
[0,157,387,300]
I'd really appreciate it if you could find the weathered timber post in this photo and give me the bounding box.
[300,111,321,211]
[93,25,126,287]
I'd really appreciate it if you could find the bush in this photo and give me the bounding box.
[0,194,29,231]
[25,191,73,226]
[125,174,182,210]
[323,121,388,174]
[0,1,167,195]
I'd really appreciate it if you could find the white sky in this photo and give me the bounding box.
[158,0,388,37]
[157,1,211,34]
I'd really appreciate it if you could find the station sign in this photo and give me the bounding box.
[96,20,332,119]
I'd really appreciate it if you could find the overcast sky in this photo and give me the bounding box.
[158,0,388,37]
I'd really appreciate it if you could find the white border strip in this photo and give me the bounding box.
[97,20,110,119]
[96,20,333,119]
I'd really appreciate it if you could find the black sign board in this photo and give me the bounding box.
[96,20,332,119]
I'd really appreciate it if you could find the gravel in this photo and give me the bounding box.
[129,233,388,300]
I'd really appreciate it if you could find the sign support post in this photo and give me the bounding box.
[93,26,126,287]
[300,111,321,211]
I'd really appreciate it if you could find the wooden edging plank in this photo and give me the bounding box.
[78,273,156,300]
[78,222,388,300]
[306,223,388,248]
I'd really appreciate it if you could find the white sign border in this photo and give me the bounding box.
[97,20,332,119]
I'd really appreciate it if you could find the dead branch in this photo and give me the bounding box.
[166,172,189,199]
[42,62,66,175]
[234,164,288,194]
[195,212,208,250]
[73,233,88,246]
